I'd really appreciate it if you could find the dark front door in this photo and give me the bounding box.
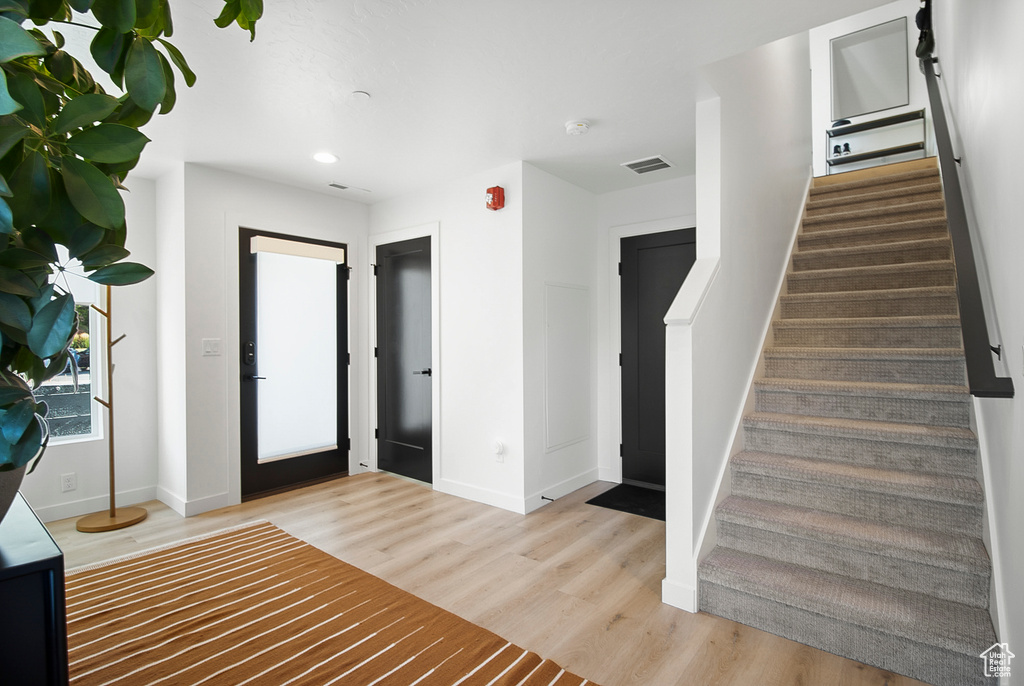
[239,228,349,499]
[620,228,696,489]
[376,236,432,483]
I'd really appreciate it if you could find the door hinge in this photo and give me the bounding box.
[619,443,624,457]
[344,265,351,280]
[372,264,378,276]
[346,352,351,365]
[374,347,378,358]
[346,437,351,450]
[374,428,379,439]
[618,262,622,276]
[618,353,622,366]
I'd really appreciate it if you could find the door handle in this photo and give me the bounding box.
[413,368,432,377]
[244,374,266,381]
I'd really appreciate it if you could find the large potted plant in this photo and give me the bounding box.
[0,0,260,520]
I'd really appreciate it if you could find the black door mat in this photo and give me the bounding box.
[585,483,665,521]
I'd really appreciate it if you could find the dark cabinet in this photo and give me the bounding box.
[0,493,68,685]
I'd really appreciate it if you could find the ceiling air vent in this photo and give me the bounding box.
[328,182,349,190]
[621,155,674,175]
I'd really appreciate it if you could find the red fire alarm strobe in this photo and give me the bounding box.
[486,186,505,211]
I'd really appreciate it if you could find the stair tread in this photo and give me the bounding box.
[717,495,989,573]
[731,450,983,504]
[744,411,976,447]
[810,168,939,196]
[788,260,953,280]
[774,314,960,328]
[806,181,942,210]
[764,346,964,360]
[754,377,969,400]
[699,547,995,655]
[797,217,948,249]
[803,198,945,226]
[792,236,950,262]
[780,285,956,303]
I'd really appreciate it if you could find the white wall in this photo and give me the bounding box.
[931,0,1024,651]
[521,164,599,510]
[23,179,160,522]
[175,164,370,515]
[663,32,813,611]
[809,0,930,178]
[370,162,528,512]
[594,177,697,484]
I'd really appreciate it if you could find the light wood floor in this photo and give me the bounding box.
[47,474,925,686]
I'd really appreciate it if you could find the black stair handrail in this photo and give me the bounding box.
[921,57,1014,398]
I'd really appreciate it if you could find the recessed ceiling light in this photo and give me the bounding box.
[313,151,339,164]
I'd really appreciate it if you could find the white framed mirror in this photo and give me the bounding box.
[831,17,909,121]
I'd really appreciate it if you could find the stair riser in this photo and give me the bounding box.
[791,244,950,271]
[773,325,961,349]
[803,205,946,233]
[717,521,989,608]
[798,223,949,251]
[764,355,966,386]
[787,267,955,294]
[754,389,971,428]
[780,293,958,319]
[698,582,987,686]
[743,426,977,477]
[805,189,943,217]
[732,471,983,537]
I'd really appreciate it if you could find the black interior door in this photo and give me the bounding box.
[239,228,349,499]
[376,236,432,483]
[620,228,696,489]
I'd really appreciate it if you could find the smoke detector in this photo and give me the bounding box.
[565,120,591,136]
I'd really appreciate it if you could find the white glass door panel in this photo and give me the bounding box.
[256,251,337,463]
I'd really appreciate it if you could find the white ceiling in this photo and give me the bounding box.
[112,0,891,203]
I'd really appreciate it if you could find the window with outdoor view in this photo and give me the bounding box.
[39,251,104,444]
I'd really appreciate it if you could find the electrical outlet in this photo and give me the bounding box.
[60,472,77,493]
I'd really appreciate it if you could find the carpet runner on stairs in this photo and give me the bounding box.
[698,162,997,686]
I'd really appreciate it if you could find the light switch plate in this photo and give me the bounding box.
[202,338,221,356]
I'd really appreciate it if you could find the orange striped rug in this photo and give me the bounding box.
[66,521,594,686]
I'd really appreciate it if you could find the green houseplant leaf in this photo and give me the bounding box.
[156,38,195,87]
[0,15,45,62]
[26,292,74,358]
[87,261,153,285]
[124,36,165,111]
[67,123,150,163]
[53,93,120,134]
[91,0,136,34]
[60,156,125,229]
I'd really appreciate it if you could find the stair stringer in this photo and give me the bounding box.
[689,174,812,596]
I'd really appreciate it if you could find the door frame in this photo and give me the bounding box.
[238,226,350,498]
[367,223,441,484]
[604,214,696,484]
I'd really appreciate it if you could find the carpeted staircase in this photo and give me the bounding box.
[698,162,997,686]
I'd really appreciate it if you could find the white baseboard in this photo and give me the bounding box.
[183,491,233,517]
[155,487,233,518]
[662,577,698,613]
[597,467,621,483]
[32,487,158,523]
[524,469,600,514]
[435,478,528,514]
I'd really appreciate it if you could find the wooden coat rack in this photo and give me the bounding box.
[76,285,147,533]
